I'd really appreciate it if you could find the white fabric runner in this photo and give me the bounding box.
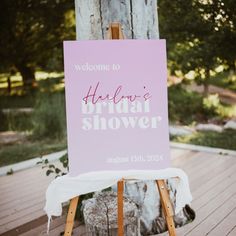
[44,168,192,219]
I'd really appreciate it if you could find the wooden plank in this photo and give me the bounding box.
[172,151,201,169]
[189,156,235,192]
[171,150,197,163]
[0,199,45,220]
[0,171,52,194]
[170,147,189,158]
[173,152,217,174]
[0,164,53,189]
[207,207,236,236]
[0,190,46,212]
[0,161,63,190]
[176,181,236,235]
[0,179,50,205]
[0,215,48,236]
[0,202,45,228]
[0,184,48,210]
[191,160,236,200]
[182,153,227,178]
[192,167,236,210]
[19,216,67,236]
[227,226,236,236]
[69,224,86,236]
[0,209,46,234]
[184,194,236,236]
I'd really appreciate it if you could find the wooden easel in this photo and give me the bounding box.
[64,23,176,236]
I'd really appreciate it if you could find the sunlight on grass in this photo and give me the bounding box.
[52,82,65,91]
[0,71,64,93]
[35,71,64,81]
[217,104,236,118]
[0,139,67,167]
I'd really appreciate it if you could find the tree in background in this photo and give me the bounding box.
[159,0,236,95]
[0,0,75,89]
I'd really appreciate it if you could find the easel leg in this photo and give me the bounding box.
[117,180,124,236]
[156,180,176,236]
[64,196,79,236]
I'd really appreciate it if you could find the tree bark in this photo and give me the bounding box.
[75,0,159,40]
[203,68,210,96]
[16,64,36,90]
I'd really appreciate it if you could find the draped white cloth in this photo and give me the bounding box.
[44,168,192,219]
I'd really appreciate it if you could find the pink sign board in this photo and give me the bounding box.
[63,40,170,176]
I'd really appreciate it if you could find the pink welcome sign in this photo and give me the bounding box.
[63,40,170,176]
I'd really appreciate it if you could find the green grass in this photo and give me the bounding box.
[0,111,33,131]
[0,139,67,167]
[0,94,36,109]
[0,73,65,97]
[171,129,236,150]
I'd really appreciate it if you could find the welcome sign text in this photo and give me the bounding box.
[63,40,170,176]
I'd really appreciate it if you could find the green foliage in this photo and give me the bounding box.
[32,92,66,139]
[0,0,75,87]
[171,130,236,150]
[168,85,205,125]
[0,94,35,108]
[6,168,14,175]
[202,94,236,119]
[159,0,236,86]
[38,153,68,178]
[202,94,220,116]
[168,85,236,124]
[210,71,236,92]
[0,111,33,131]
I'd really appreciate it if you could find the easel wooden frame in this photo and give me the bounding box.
[64,23,176,236]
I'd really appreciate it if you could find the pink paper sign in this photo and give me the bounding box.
[63,40,170,176]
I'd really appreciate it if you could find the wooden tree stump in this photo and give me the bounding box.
[82,191,140,236]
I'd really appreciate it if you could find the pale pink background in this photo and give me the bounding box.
[63,40,170,176]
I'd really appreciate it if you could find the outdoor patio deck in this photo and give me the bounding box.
[1,146,236,236]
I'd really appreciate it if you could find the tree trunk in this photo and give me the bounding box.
[203,68,210,96]
[16,64,36,89]
[203,83,209,97]
[7,76,11,95]
[75,0,159,40]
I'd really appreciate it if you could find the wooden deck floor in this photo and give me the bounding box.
[1,147,236,236]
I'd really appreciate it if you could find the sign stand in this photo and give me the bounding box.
[63,23,176,236]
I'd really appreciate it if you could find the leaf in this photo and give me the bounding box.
[63,162,68,168]
[7,169,14,175]
[46,169,53,176]
[49,164,55,169]
[44,159,49,164]
[55,168,61,174]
